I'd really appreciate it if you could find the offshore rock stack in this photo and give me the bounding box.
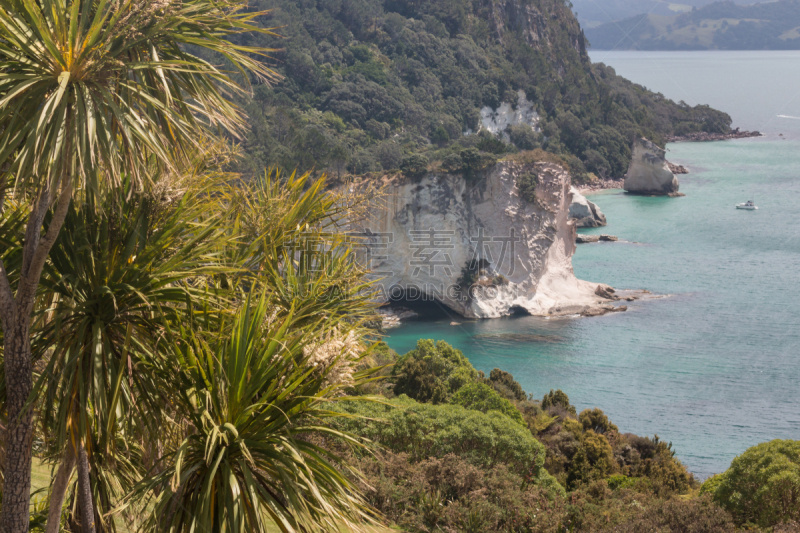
[624,138,683,197]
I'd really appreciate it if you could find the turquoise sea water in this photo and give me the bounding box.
[385,52,800,478]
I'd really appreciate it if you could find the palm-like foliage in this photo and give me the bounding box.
[0,0,278,526]
[136,293,380,533]
[34,175,234,530]
[226,170,378,326]
[27,168,385,532]
[0,0,278,191]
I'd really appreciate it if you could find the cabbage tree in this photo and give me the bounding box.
[35,172,233,532]
[0,0,277,527]
[132,293,381,533]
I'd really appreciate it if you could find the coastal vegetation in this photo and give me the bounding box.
[231,0,734,182]
[334,340,800,532]
[0,0,798,531]
[1,158,385,531]
[0,0,278,527]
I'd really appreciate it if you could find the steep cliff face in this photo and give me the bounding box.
[352,160,612,318]
[483,0,587,57]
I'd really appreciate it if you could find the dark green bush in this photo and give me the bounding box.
[507,124,541,151]
[400,154,430,176]
[352,451,567,533]
[579,408,619,434]
[517,171,539,203]
[392,339,477,403]
[542,389,577,416]
[487,368,527,401]
[711,439,800,527]
[459,148,496,175]
[441,153,463,172]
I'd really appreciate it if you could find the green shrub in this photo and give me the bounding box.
[541,389,577,416]
[517,171,539,203]
[712,439,800,527]
[459,148,496,174]
[605,495,736,533]
[579,408,618,434]
[392,339,477,403]
[400,154,429,176]
[699,472,726,496]
[450,382,525,426]
[334,396,551,479]
[455,258,489,296]
[476,131,509,154]
[430,125,450,145]
[606,474,638,491]
[507,124,541,151]
[622,435,696,496]
[486,368,526,401]
[567,430,616,489]
[441,153,463,172]
[565,154,590,183]
[352,451,568,533]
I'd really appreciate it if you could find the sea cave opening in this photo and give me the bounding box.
[507,305,532,317]
[384,285,452,320]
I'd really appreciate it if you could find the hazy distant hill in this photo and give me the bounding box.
[571,0,773,29]
[584,0,800,50]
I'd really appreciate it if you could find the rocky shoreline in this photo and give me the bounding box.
[576,234,617,244]
[667,128,761,143]
[379,307,419,329]
[577,178,624,193]
[668,161,688,174]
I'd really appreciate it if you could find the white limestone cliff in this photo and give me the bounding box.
[569,187,607,228]
[477,90,540,139]
[623,137,681,196]
[351,160,615,318]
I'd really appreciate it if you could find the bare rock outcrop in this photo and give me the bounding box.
[351,160,616,318]
[624,138,681,196]
[569,187,607,228]
[667,161,688,174]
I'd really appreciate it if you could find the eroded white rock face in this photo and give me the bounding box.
[623,137,680,196]
[351,162,608,318]
[478,90,540,139]
[569,187,607,228]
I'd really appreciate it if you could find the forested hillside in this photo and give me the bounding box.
[231,0,733,181]
[586,0,800,50]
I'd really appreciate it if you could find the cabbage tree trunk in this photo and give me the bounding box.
[45,440,76,533]
[76,440,95,533]
[0,179,73,533]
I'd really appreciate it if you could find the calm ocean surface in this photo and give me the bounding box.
[385,51,800,478]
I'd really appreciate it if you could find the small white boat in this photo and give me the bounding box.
[736,200,758,210]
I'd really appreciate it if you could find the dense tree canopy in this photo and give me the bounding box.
[231,0,733,181]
